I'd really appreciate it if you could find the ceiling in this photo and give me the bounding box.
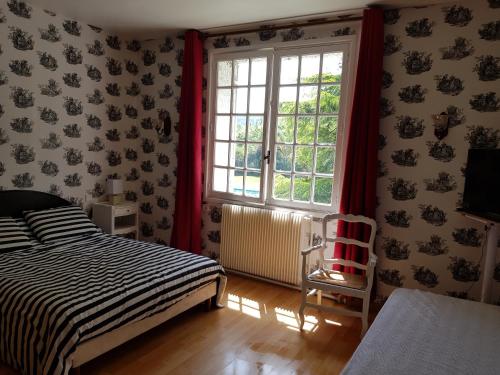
[27,0,450,38]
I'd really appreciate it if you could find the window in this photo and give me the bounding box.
[210,52,272,202]
[207,40,355,211]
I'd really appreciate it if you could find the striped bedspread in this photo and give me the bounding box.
[0,233,226,375]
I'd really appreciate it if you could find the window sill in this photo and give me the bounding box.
[203,196,334,220]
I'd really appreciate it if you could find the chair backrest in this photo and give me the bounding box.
[319,213,377,270]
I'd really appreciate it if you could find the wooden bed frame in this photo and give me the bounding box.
[0,190,225,373]
[72,282,219,371]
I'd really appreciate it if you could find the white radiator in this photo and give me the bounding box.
[220,204,310,286]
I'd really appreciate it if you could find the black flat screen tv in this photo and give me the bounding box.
[460,149,500,220]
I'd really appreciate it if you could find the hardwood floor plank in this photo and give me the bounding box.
[0,275,363,375]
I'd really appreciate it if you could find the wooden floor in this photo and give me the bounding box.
[0,275,364,375]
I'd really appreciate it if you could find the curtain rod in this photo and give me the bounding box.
[203,16,363,38]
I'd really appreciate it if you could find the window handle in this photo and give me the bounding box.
[264,150,271,165]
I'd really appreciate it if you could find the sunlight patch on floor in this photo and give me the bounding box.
[225,292,342,333]
[275,307,318,332]
[227,293,261,319]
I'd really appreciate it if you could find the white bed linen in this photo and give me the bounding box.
[342,288,500,375]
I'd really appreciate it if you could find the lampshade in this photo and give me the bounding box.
[106,179,123,195]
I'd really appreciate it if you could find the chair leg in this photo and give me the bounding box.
[299,287,307,330]
[316,290,322,305]
[361,297,370,337]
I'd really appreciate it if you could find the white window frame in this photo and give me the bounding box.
[205,36,358,213]
[206,50,274,204]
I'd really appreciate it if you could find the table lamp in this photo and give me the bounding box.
[106,178,123,205]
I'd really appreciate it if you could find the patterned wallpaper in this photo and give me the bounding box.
[0,0,182,244]
[377,1,500,302]
[134,36,182,244]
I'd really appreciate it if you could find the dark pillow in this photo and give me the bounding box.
[0,217,33,252]
[24,205,99,243]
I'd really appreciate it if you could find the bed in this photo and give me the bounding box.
[0,190,226,375]
[342,288,500,375]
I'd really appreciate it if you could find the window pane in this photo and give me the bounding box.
[213,168,227,192]
[276,116,294,143]
[278,86,296,114]
[251,57,267,85]
[314,177,333,204]
[293,176,311,202]
[294,146,313,173]
[300,54,320,83]
[214,142,229,166]
[234,59,249,86]
[275,145,293,172]
[215,115,230,140]
[229,169,243,195]
[217,61,232,86]
[296,116,315,144]
[298,86,317,114]
[316,147,335,174]
[230,143,245,167]
[217,88,231,113]
[247,144,262,169]
[320,85,341,113]
[273,174,291,200]
[249,87,265,114]
[245,171,261,198]
[231,116,246,140]
[247,116,263,142]
[280,56,298,84]
[233,87,248,113]
[322,52,343,83]
[318,116,338,144]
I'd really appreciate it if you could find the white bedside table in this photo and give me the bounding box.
[93,202,138,239]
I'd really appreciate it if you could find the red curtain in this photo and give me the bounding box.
[333,8,384,273]
[170,30,203,254]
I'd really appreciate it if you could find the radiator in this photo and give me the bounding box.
[220,204,310,286]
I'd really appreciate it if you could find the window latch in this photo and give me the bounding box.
[264,150,271,165]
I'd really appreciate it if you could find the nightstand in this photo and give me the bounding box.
[92,202,138,239]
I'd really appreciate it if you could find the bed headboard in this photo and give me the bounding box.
[0,190,72,218]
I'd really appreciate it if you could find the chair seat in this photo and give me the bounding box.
[307,268,367,290]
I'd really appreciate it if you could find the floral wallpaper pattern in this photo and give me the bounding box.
[0,0,182,244]
[378,1,500,302]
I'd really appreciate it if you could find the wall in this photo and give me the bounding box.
[377,0,500,301]
[133,36,182,243]
[0,0,182,244]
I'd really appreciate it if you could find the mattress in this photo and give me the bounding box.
[342,288,500,375]
[0,233,226,375]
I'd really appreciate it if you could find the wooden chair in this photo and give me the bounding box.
[299,213,377,336]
